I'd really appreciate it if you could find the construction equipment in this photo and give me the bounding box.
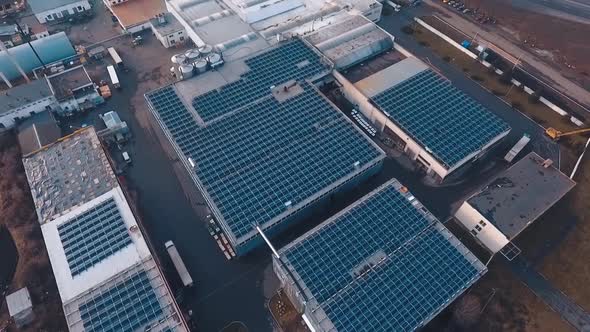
[545,127,590,140]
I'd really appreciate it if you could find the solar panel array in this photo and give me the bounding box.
[281,181,485,332]
[192,39,327,122]
[371,70,510,167]
[146,41,384,245]
[58,198,132,276]
[79,271,163,332]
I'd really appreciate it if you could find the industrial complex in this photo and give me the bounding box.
[21,128,188,331]
[455,152,576,253]
[0,0,586,329]
[274,179,487,331]
[146,39,386,255]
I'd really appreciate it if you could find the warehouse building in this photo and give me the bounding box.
[336,57,511,181]
[146,39,385,256]
[46,65,102,114]
[0,79,57,129]
[29,0,92,24]
[305,15,394,70]
[455,152,575,254]
[22,128,189,332]
[274,179,487,331]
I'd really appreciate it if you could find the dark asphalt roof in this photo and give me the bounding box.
[17,111,61,155]
[0,79,53,115]
[467,152,575,239]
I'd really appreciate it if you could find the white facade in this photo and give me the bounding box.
[150,15,186,48]
[154,28,185,48]
[0,96,57,128]
[54,88,101,115]
[106,0,130,7]
[35,0,91,24]
[454,202,509,253]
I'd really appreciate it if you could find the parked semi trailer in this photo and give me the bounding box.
[165,241,193,287]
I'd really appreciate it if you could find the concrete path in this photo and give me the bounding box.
[425,0,590,112]
[504,257,590,331]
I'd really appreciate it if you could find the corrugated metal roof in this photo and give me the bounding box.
[0,32,75,81]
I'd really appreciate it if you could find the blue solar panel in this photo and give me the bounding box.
[192,39,327,122]
[58,198,132,276]
[79,271,163,332]
[280,180,486,332]
[371,70,510,167]
[146,40,384,249]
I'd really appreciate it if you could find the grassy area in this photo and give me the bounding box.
[405,20,590,326]
[0,132,67,332]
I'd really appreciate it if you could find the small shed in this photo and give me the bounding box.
[6,287,34,328]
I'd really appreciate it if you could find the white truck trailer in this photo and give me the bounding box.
[165,241,193,287]
[504,134,531,162]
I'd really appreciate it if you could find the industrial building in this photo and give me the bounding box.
[455,152,576,253]
[146,39,385,255]
[165,0,382,60]
[29,0,92,24]
[46,65,102,115]
[107,0,166,33]
[274,179,487,331]
[305,15,394,70]
[0,32,75,84]
[150,13,186,48]
[17,111,61,154]
[0,79,57,129]
[337,57,511,181]
[22,128,189,332]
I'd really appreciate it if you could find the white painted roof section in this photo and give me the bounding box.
[454,201,509,253]
[40,187,151,303]
[354,57,428,98]
[6,288,32,316]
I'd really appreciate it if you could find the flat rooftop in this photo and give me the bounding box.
[46,66,93,101]
[150,13,183,35]
[358,59,510,168]
[0,79,53,115]
[22,127,118,224]
[110,0,165,28]
[278,179,486,331]
[146,39,385,247]
[467,152,576,239]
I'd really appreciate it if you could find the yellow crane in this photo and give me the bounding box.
[545,127,590,140]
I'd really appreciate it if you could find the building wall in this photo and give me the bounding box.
[106,0,130,7]
[0,96,57,128]
[55,90,101,115]
[363,1,383,22]
[151,25,186,48]
[35,0,92,24]
[234,160,383,255]
[454,202,508,253]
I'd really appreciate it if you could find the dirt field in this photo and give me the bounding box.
[0,133,67,332]
[460,0,590,88]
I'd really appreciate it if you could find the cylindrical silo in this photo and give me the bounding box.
[184,48,200,62]
[198,44,213,56]
[179,64,194,79]
[207,53,222,66]
[193,59,208,73]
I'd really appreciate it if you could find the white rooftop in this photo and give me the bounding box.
[41,187,151,303]
[6,288,32,317]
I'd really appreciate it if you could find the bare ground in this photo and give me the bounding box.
[0,132,67,332]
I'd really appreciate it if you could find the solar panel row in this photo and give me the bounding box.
[279,180,485,332]
[79,271,163,332]
[371,70,510,167]
[146,40,384,248]
[192,40,327,122]
[58,198,132,276]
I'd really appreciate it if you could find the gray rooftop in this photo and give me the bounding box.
[149,13,184,36]
[22,127,118,224]
[467,152,576,239]
[6,288,32,317]
[47,66,93,101]
[0,79,53,115]
[17,111,61,155]
[29,0,84,14]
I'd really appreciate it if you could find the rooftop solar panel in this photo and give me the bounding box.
[192,40,327,122]
[58,198,132,276]
[371,70,510,168]
[278,179,486,332]
[79,270,163,332]
[146,40,385,252]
